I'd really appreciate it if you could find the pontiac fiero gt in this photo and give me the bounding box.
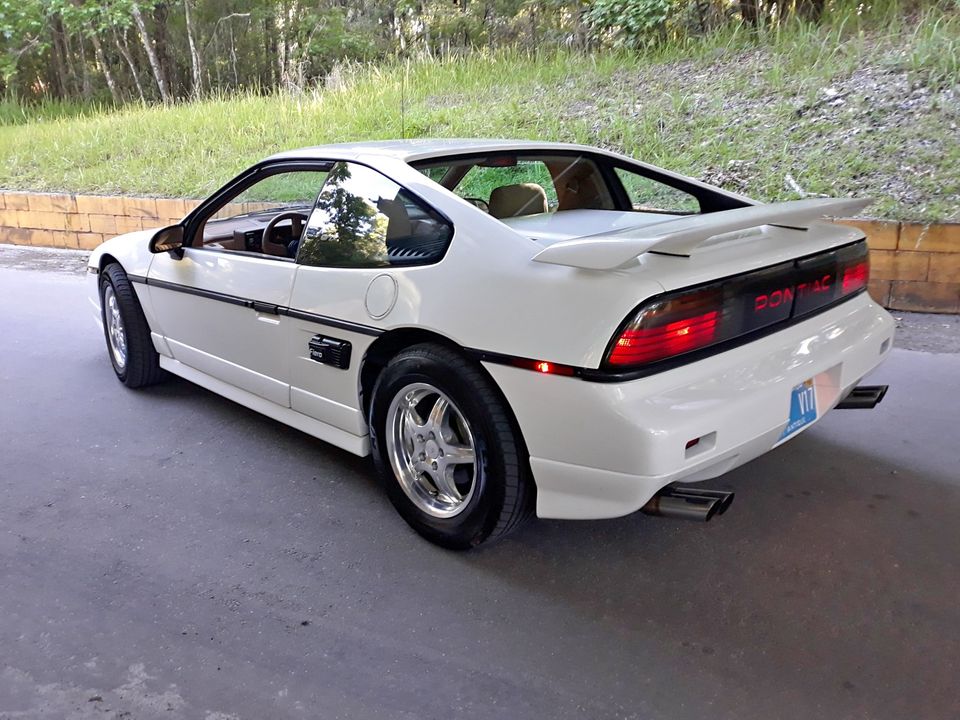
[88,140,894,548]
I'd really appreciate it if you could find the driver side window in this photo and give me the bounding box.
[196,169,329,258]
[297,162,452,268]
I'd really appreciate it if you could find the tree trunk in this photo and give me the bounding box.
[797,0,825,22]
[131,3,172,102]
[183,0,203,97]
[78,35,94,100]
[740,0,759,25]
[229,24,239,88]
[53,17,80,97]
[152,3,175,96]
[48,23,67,98]
[114,27,146,102]
[90,31,121,104]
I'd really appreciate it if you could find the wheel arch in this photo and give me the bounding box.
[359,328,462,418]
[98,253,122,274]
[358,328,532,468]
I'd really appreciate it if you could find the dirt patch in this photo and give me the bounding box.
[574,45,960,219]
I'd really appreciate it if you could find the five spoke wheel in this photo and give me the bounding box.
[103,284,128,370]
[386,383,477,518]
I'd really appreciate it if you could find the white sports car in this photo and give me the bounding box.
[88,139,894,548]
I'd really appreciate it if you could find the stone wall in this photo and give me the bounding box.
[1,190,958,312]
[0,191,201,251]
[834,219,960,313]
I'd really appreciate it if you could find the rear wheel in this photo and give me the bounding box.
[369,343,533,549]
[99,263,164,388]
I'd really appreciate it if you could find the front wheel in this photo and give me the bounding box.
[369,344,533,549]
[99,263,164,388]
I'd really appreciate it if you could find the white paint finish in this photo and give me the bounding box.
[87,229,156,278]
[484,293,895,518]
[528,427,784,519]
[87,140,896,521]
[287,331,375,432]
[500,209,677,243]
[286,265,381,425]
[364,273,398,319]
[166,339,289,407]
[290,386,366,436]
[150,331,173,357]
[147,248,296,405]
[532,199,871,269]
[87,274,101,323]
[159,356,370,456]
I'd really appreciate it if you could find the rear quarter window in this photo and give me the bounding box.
[614,167,701,214]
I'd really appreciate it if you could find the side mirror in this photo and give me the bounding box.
[149,225,185,257]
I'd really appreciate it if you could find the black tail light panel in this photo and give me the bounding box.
[593,240,871,381]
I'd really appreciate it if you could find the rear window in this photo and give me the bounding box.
[456,161,559,208]
[414,154,617,218]
[413,150,748,220]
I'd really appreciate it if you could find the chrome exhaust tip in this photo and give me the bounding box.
[642,486,735,522]
[836,384,888,409]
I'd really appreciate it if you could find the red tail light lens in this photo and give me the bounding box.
[605,240,870,371]
[842,260,869,294]
[609,296,721,366]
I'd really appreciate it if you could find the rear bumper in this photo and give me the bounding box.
[484,293,895,520]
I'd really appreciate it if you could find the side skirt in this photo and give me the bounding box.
[158,356,371,457]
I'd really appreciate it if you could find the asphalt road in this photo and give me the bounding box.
[1,253,959,720]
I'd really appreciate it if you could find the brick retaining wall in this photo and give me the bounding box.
[1,190,958,313]
[828,219,960,313]
[0,191,201,251]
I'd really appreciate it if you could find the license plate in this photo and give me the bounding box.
[779,379,818,440]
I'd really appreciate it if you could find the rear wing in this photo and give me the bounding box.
[530,198,871,270]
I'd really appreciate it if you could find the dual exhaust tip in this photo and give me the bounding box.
[835,384,888,410]
[642,486,735,522]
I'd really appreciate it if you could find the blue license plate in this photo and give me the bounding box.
[779,379,818,440]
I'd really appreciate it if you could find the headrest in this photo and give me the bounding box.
[377,197,413,239]
[489,183,549,219]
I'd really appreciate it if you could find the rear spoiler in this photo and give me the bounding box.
[531,198,871,270]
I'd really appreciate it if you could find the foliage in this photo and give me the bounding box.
[6,0,952,103]
[583,0,675,47]
[1,4,958,221]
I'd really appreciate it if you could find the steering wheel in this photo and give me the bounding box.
[463,197,490,213]
[261,211,308,257]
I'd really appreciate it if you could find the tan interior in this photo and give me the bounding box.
[377,198,413,239]
[547,159,616,211]
[489,183,549,219]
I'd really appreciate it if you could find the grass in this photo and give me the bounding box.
[0,5,958,220]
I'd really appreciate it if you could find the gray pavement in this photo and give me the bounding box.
[0,255,959,720]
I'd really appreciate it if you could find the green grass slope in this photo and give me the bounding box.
[1,10,957,220]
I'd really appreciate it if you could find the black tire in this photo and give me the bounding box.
[369,343,534,549]
[99,263,165,388]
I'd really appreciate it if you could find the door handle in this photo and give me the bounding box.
[251,300,279,315]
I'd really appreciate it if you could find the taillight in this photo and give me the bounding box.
[608,290,722,366]
[605,240,870,370]
[842,260,869,294]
